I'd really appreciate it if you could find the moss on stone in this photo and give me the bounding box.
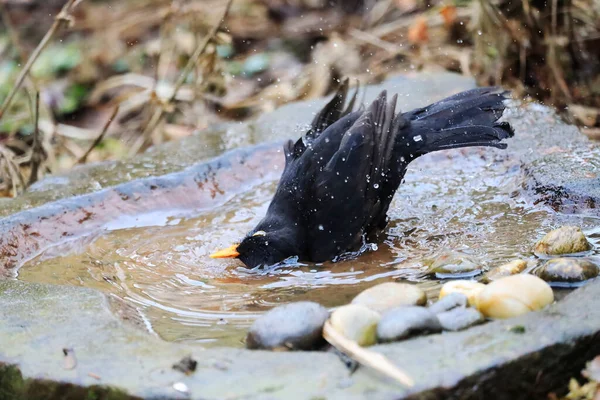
[0,363,137,400]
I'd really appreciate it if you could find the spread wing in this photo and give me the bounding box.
[306,91,405,261]
[306,112,376,261]
[284,79,358,164]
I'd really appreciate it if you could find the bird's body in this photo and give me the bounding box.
[211,83,514,268]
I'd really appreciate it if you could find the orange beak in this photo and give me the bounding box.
[209,244,240,259]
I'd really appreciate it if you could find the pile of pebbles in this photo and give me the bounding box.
[246,226,598,351]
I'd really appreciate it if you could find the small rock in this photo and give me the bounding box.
[483,260,528,282]
[428,251,482,278]
[439,280,486,307]
[351,282,426,313]
[329,304,380,346]
[437,307,484,331]
[534,226,592,256]
[376,306,441,342]
[476,274,554,319]
[537,258,599,284]
[62,348,77,370]
[246,302,329,350]
[428,292,468,314]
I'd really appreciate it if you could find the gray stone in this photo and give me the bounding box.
[483,260,529,282]
[377,306,442,342]
[534,226,592,256]
[428,251,482,279]
[429,292,468,314]
[437,307,485,331]
[537,258,599,284]
[329,304,381,347]
[351,282,427,313]
[246,301,329,350]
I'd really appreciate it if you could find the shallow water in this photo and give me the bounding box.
[18,148,600,347]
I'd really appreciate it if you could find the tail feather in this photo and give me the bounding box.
[405,87,510,130]
[399,87,514,158]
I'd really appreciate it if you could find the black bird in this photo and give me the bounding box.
[211,82,514,268]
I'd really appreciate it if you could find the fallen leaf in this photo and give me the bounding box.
[568,104,599,127]
[408,17,428,45]
[440,5,457,28]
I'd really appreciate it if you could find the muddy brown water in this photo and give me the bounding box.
[15,143,600,348]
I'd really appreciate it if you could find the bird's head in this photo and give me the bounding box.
[210,229,298,268]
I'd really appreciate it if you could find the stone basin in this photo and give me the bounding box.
[1,73,600,399]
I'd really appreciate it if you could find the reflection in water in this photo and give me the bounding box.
[18,149,600,347]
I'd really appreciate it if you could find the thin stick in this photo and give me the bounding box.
[1,3,58,127]
[28,93,43,186]
[129,0,234,155]
[0,0,83,121]
[77,106,120,164]
[322,321,414,388]
[169,0,233,104]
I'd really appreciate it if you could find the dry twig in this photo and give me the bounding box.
[77,106,120,164]
[322,321,414,387]
[27,92,45,186]
[0,0,83,120]
[129,0,234,155]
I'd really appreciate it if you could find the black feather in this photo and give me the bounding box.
[232,86,514,268]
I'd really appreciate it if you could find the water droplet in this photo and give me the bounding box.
[413,135,423,142]
[373,183,379,189]
[318,225,324,231]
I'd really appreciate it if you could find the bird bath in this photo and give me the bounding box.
[2,73,600,399]
[5,81,600,348]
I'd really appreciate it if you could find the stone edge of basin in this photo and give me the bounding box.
[0,141,283,275]
[1,278,600,399]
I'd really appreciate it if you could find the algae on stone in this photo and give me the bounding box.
[534,226,592,256]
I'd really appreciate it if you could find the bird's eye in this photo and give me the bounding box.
[252,230,266,237]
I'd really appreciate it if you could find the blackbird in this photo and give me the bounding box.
[211,81,514,268]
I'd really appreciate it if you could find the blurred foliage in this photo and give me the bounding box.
[0,0,599,197]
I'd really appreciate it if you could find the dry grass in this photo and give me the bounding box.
[0,0,598,197]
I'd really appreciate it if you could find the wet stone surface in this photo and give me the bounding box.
[534,226,592,256]
[351,282,427,313]
[428,292,468,314]
[246,301,329,350]
[428,251,482,279]
[329,304,380,346]
[377,306,442,342]
[476,274,554,319]
[439,280,486,307]
[483,260,528,282]
[437,307,485,331]
[537,258,599,285]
